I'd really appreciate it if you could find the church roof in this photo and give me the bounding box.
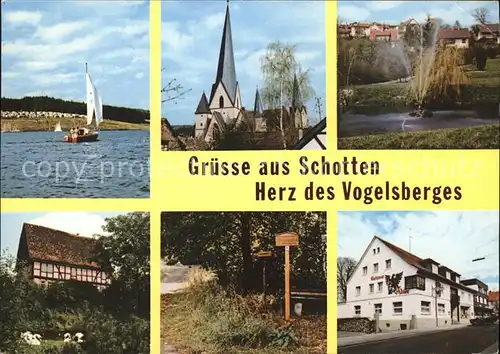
[195,92,211,114]
[211,1,238,105]
[17,223,101,268]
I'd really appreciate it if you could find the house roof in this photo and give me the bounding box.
[461,278,488,290]
[478,23,500,33]
[488,291,499,302]
[161,118,186,151]
[293,117,326,150]
[375,236,471,292]
[438,28,470,40]
[18,223,102,268]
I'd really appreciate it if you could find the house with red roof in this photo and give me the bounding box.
[16,223,111,291]
[488,291,499,314]
[475,23,500,44]
[437,28,471,48]
[338,236,476,331]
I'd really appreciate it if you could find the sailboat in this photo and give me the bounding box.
[54,122,62,132]
[64,63,103,143]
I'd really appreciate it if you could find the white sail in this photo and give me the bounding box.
[86,72,95,126]
[54,122,62,132]
[93,83,103,127]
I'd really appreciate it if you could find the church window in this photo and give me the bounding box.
[219,96,224,108]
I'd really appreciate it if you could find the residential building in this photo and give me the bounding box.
[437,28,470,48]
[193,1,307,143]
[293,118,326,150]
[475,23,500,44]
[338,236,475,331]
[488,291,499,314]
[16,223,111,291]
[461,278,491,315]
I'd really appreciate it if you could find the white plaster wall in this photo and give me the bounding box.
[209,82,240,123]
[301,129,326,150]
[195,113,210,138]
[346,237,417,303]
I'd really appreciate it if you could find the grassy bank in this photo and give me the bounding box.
[345,58,500,111]
[1,118,149,132]
[338,123,500,149]
[161,284,326,354]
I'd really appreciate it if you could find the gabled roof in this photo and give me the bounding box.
[195,92,211,114]
[211,1,237,105]
[293,117,326,150]
[373,236,471,291]
[18,223,101,268]
[161,118,186,151]
[478,23,500,33]
[438,28,470,40]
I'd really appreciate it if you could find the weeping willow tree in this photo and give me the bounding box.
[409,45,470,107]
[260,41,314,109]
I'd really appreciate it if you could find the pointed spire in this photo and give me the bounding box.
[212,0,237,105]
[253,87,263,116]
[291,73,301,109]
[195,92,211,114]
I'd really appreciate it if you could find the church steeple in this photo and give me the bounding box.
[253,87,263,116]
[211,0,238,105]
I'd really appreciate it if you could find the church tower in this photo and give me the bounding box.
[208,0,242,123]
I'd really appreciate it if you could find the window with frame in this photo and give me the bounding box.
[393,301,403,314]
[363,266,368,275]
[385,259,391,269]
[373,263,379,273]
[438,303,445,314]
[377,282,383,292]
[354,305,361,316]
[369,283,374,293]
[355,286,361,296]
[404,275,426,291]
[421,301,431,314]
[374,303,382,314]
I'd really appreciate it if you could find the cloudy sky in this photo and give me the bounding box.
[162,0,325,126]
[339,0,499,25]
[0,212,124,257]
[1,1,149,109]
[338,211,500,291]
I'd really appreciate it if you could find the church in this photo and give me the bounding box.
[193,0,308,143]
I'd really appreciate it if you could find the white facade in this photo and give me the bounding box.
[301,127,326,150]
[338,237,475,331]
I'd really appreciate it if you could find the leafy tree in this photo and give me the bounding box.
[337,257,357,303]
[94,212,150,318]
[161,212,326,294]
[475,46,488,70]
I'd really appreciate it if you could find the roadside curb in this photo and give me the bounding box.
[338,325,469,348]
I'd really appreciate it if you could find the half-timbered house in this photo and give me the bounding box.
[16,223,111,291]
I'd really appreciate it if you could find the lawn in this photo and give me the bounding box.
[345,58,500,111]
[338,123,500,149]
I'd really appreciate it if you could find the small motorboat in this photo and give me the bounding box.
[64,127,98,143]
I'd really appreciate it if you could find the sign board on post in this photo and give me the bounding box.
[275,232,299,322]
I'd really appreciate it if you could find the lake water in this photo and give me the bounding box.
[339,110,500,137]
[1,130,150,198]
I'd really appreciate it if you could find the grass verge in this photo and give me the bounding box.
[1,118,149,132]
[338,123,500,149]
[161,283,326,354]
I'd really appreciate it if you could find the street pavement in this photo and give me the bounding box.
[338,324,499,354]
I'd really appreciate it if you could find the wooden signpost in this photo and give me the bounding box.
[275,232,299,321]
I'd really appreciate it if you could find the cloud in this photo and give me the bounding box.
[368,1,404,11]
[338,211,500,291]
[28,212,109,238]
[1,1,149,108]
[4,10,42,26]
[338,5,371,22]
